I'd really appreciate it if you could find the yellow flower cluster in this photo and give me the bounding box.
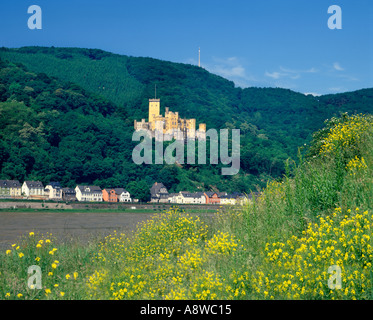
[87,207,243,300]
[128,208,209,263]
[320,114,372,156]
[178,247,204,270]
[87,270,108,291]
[2,232,81,300]
[252,207,373,299]
[205,231,238,255]
[191,271,224,300]
[346,156,368,176]
[261,180,287,206]
[225,270,250,299]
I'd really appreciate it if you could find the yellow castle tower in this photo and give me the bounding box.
[148,98,160,124]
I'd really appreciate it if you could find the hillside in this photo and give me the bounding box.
[0,46,372,195]
[0,57,261,196]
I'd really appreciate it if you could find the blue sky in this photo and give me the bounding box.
[1,0,372,95]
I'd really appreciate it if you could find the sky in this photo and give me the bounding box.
[1,0,372,95]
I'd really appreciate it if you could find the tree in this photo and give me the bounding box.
[127,180,150,202]
[159,165,179,191]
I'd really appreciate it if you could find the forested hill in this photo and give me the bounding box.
[0,46,372,196]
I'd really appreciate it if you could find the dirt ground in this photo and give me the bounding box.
[0,211,155,249]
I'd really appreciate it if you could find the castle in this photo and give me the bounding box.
[134,98,206,141]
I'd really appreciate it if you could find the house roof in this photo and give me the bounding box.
[168,193,178,197]
[104,188,125,194]
[76,185,102,193]
[230,192,244,197]
[180,192,206,199]
[220,194,234,199]
[112,188,129,195]
[24,181,44,188]
[62,188,76,193]
[192,192,206,198]
[0,180,21,188]
[182,193,194,198]
[204,191,218,197]
[150,182,168,196]
[47,182,62,189]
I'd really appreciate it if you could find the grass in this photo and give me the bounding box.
[1,113,373,300]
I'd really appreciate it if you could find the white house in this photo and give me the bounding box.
[220,194,237,205]
[45,182,62,200]
[22,181,45,198]
[167,193,178,204]
[117,189,132,202]
[180,192,194,204]
[172,192,206,204]
[191,192,206,204]
[173,192,185,204]
[75,185,102,202]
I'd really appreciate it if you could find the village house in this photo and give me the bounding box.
[219,194,237,205]
[182,192,192,204]
[22,181,45,199]
[194,192,207,204]
[102,188,132,202]
[150,182,169,203]
[45,182,62,200]
[155,193,170,203]
[0,180,22,198]
[10,181,22,198]
[61,188,77,202]
[203,191,220,204]
[75,185,103,202]
[167,193,178,204]
[182,192,206,204]
[179,192,194,204]
[173,192,185,204]
[167,191,206,204]
[118,189,132,202]
[102,188,117,202]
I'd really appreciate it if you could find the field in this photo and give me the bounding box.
[1,113,373,300]
[0,206,217,250]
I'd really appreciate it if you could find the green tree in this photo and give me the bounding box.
[127,180,150,202]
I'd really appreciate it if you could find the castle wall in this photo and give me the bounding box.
[135,98,206,141]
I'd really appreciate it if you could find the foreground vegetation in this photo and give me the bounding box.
[1,113,373,300]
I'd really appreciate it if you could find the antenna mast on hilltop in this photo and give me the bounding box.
[198,47,201,67]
